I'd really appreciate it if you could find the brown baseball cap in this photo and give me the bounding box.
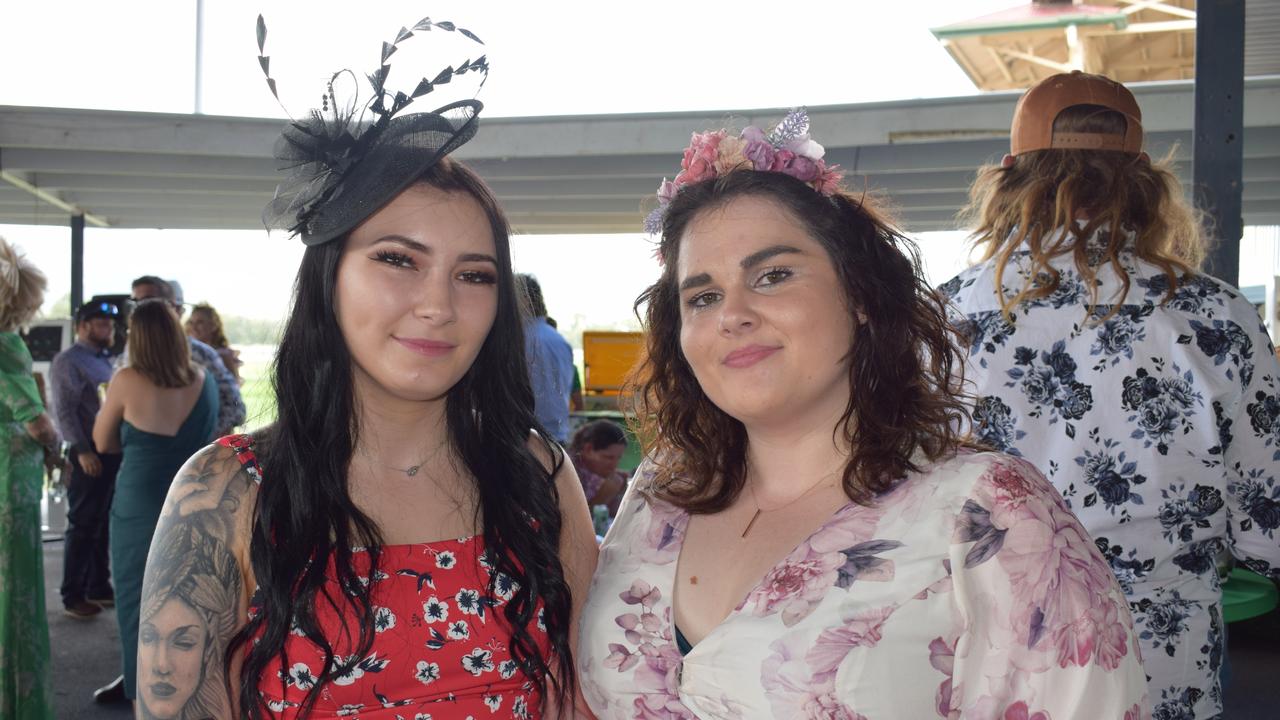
[1009,71,1143,156]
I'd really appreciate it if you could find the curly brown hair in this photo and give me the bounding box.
[629,170,973,513]
[963,104,1206,322]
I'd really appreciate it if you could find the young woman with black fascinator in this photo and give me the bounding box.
[134,18,597,720]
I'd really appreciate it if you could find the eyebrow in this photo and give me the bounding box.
[741,244,803,269]
[373,235,497,265]
[678,244,804,293]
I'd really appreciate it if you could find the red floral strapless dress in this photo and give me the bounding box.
[219,435,548,719]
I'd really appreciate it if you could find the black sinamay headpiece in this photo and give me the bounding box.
[257,15,488,245]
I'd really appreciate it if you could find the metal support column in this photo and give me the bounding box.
[1193,0,1246,287]
[70,214,84,311]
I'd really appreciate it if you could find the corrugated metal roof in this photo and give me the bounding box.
[1246,0,1280,77]
[932,3,1127,39]
[3,78,1278,234]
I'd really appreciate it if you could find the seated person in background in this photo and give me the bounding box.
[185,303,243,383]
[570,420,629,516]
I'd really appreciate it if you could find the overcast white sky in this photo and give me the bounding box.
[2,0,1014,325]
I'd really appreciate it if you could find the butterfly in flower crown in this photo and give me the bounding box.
[643,109,844,235]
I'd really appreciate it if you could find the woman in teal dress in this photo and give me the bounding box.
[0,237,59,720]
[93,299,218,707]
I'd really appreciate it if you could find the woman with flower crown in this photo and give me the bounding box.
[577,110,1151,718]
[132,18,598,720]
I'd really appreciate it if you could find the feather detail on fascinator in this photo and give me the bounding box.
[257,15,489,245]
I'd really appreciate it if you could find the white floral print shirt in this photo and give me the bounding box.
[940,226,1280,718]
[578,450,1149,719]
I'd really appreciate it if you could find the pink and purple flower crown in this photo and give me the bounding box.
[643,109,844,234]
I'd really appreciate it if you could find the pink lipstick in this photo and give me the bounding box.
[395,337,457,357]
[722,344,781,368]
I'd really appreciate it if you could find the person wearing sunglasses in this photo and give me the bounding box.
[49,301,123,621]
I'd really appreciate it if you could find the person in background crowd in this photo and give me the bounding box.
[185,302,243,383]
[940,70,1280,718]
[545,315,586,411]
[0,236,59,719]
[518,274,576,443]
[579,110,1149,717]
[129,276,245,436]
[91,299,219,707]
[49,300,123,620]
[569,419,629,519]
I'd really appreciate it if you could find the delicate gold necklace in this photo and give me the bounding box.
[365,441,448,479]
[741,473,840,538]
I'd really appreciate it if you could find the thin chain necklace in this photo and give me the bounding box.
[741,472,840,538]
[364,441,448,479]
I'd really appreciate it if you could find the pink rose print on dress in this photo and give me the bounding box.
[963,459,1133,671]
[1000,701,1051,720]
[805,605,896,676]
[762,630,870,719]
[929,636,956,717]
[742,550,845,626]
[743,503,900,626]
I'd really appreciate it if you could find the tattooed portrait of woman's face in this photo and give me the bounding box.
[138,521,241,720]
[139,596,209,718]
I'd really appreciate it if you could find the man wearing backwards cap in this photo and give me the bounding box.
[49,301,123,620]
[941,71,1280,718]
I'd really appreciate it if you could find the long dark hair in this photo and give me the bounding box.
[226,158,572,717]
[630,170,971,512]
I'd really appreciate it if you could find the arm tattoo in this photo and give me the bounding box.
[137,447,257,720]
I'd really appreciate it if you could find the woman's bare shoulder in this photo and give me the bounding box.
[158,440,262,556]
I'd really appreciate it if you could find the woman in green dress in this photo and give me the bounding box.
[93,299,218,709]
[0,237,59,720]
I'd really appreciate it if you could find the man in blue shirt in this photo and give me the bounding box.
[49,301,122,618]
[518,275,576,444]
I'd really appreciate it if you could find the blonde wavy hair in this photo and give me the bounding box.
[963,105,1206,322]
[0,237,48,332]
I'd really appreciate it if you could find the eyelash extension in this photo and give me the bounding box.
[459,270,498,285]
[374,249,416,268]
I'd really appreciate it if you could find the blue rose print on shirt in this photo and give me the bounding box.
[1135,589,1197,658]
[1005,340,1093,438]
[1073,431,1146,521]
[1245,376,1280,460]
[1119,363,1203,455]
[1094,536,1155,594]
[972,395,1025,455]
[1088,305,1153,370]
[1181,318,1254,389]
[1227,468,1280,539]
[1158,482,1224,544]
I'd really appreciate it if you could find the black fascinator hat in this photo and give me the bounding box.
[257,16,488,245]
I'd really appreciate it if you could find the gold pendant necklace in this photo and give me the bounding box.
[741,473,839,538]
